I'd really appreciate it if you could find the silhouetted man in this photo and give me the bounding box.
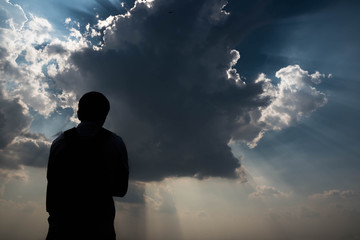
[46,92,129,240]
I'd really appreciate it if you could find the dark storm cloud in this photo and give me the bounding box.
[0,81,32,152]
[53,0,334,181]
[53,0,263,181]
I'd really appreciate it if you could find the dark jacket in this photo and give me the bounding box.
[46,122,129,239]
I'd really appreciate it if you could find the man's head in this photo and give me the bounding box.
[77,91,110,126]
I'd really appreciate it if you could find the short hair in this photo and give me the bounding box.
[77,91,110,124]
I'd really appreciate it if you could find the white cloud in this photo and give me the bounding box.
[0,0,88,118]
[260,65,327,130]
[310,71,325,84]
[96,15,116,29]
[234,65,328,148]
[90,28,101,38]
[226,49,245,87]
[308,189,358,200]
[27,14,52,33]
[135,0,155,9]
[46,64,57,77]
[249,185,289,199]
[69,27,82,39]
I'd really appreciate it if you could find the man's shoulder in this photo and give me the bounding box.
[102,128,123,140]
[50,127,76,150]
[50,127,126,152]
[102,128,126,148]
[52,132,65,145]
[49,131,67,155]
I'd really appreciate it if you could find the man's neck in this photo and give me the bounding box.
[76,121,102,136]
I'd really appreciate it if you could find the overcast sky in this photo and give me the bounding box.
[1,0,360,239]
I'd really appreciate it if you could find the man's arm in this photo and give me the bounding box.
[46,134,65,214]
[109,135,129,197]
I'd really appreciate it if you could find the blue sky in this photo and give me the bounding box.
[1,0,360,239]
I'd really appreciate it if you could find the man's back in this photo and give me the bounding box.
[46,122,128,239]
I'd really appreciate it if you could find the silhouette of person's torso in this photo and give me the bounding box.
[46,122,128,240]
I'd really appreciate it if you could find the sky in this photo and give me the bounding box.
[0,0,360,239]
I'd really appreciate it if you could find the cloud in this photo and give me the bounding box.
[0,134,50,168]
[52,0,330,181]
[308,189,359,200]
[0,1,54,173]
[249,185,289,199]
[0,1,84,178]
[52,0,268,181]
[0,0,330,183]
[0,44,51,172]
[0,89,32,152]
[0,168,28,196]
[0,0,88,119]
[226,49,245,86]
[268,65,327,126]
[0,132,51,170]
[232,65,328,148]
[144,181,177,214]
[117,181,146,204]
[0,0,28,30]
